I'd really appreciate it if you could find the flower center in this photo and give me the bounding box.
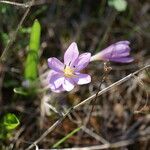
[64,66,75,78]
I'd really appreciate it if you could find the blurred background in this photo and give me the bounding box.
[0,0,150,149]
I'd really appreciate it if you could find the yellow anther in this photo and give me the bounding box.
[64,66,75,78]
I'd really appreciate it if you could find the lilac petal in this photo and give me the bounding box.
[113,44,131,53]
[62,78,75,91]
[91,42,131,62]
[90,41,133,63]
[49,72,64,89]
[74,53,91,71]
[73,73,91,85]
[116,41,130,45]
[109,51,130,58]
[64,42,79,66]
[48,57,64,72]
[48,71,57,90]
[99,49,130,61]
[109,57,134,63]
[47,71,65,93]
[51,85,65,93]
[102,44,130,58]
[47,70,57,85]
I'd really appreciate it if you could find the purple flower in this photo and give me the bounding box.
[47,42,91,93]
[90,41,134,63]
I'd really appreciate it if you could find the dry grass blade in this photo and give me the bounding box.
[74,65,150,109]
[49,135,150,150]
[0,0,52,7]
[0,0,35,63]
[81,126,109,144]
[0,0,30,7]
[25,64,150,150]
[133,74,149,114]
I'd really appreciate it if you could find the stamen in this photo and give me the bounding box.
[64,66,76,78]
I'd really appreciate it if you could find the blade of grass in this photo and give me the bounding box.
[24,19,41,82]
[52,127,81,148]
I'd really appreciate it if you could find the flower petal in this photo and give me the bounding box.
[51,85,65,93]
[48,57,64,72]
[49,72,64,89]
[101,43,130,59]
[64,42,79,66]
[74,53,91,71]
[109,51,130,58]
[73,73,91,85]
[62,78,75,91]
[47,71,57,90]
[109,57,134,63]
[116,41,130,45]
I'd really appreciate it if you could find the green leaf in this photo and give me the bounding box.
[108,0,127,12]
[52,127,81,148]
[24,19,41,81]
[24,51,38,81]
[3,113,20,130]
[29,19,41,53]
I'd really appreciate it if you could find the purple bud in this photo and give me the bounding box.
[91,41,134,63]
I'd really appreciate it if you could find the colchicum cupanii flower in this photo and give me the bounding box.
[47,42,91,93]
[90,41,134,63]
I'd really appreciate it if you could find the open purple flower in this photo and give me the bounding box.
[47,42,91,93]
[90,41,134,63]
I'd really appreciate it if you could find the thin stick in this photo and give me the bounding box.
[49,135,150,150]
[25,64,150,150]
[25,108,74,150]
[0,0,34,63]
[0,0,30,7]
[81,126,109,144]
[0,0,52,7]
[74,65,150,109]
